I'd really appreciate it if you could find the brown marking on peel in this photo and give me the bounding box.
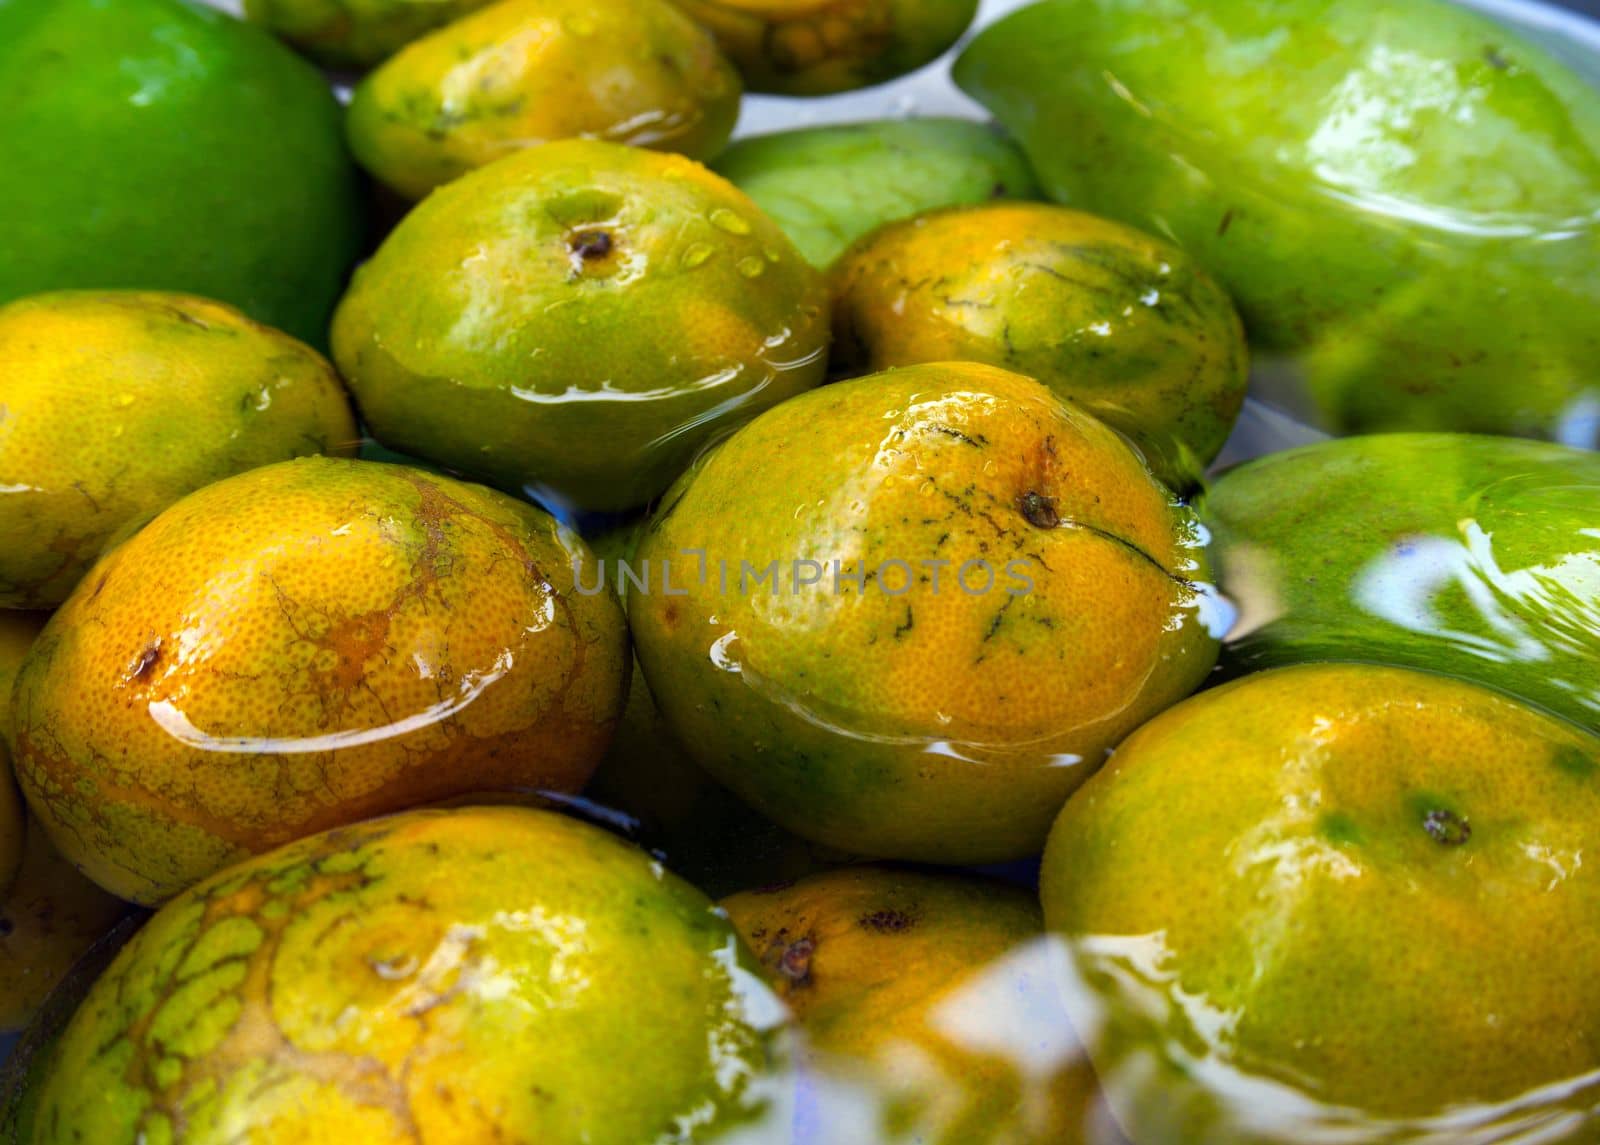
[1018,492,1059,529]
[1423,809,1471,846]
[1217,209,1235,237]
[775,936,814,986]
[858,909,914,933]
[123,639,162,684]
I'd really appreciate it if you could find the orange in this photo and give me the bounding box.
[0,290,357,608]
[831,203,1248,488]
[348,0,741,200]
[32,806,792,1143]
[724,866,1117,1143]
[631,361,1222,863]
[10,457,629,904]
[1044,663,1600,1138]
[332,138,829,513]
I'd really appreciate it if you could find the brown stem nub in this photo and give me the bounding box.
[1019,491,1060,529]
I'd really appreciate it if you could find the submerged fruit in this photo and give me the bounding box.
[724,866,1111,1144]
[348,0,742,200]
[712,118,1040,267]
[672,0,978,95]
[11,457,628,904]
[832,203,1249,487]
[244,0,497,70]
[32,806,791,1143]
[0,291,358,609]
[631,361,1222,864]
[1204,433,1600,731]
[1043,663,1600,1139]
[0,0,363,346]
[955,0,1600,445]
[333,139,829,514]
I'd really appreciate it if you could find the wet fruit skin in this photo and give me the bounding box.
[0,291,360,610]
[0,613,129,1034]
[671,0,979,96]
[10,457,629,906]
[1043,663,1600,1135]
[631,361,1220,864]
[712,119,1040,268]
[955,0,1600,445]
[347,0,742,201]
[723,866,1109,1144]
[1204,433,1600,732]
[31,805,791,1144]
[243,0,497,71]
[584,522,851,897]
[332,138,830,515]
[0,0,364,348]
[831,203,1249,489]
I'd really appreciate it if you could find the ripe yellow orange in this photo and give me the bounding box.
[11,457,629,904]
[631,361,1221,863]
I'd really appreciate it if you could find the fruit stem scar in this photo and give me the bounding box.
[1423,808,1471,846]
[1019,491,1060,529]
[570,230,613,261]
[777,937,814,985]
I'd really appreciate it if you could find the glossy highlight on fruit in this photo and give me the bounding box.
[724,866,1113,1144]
[631,361,1223,864]
[955,0,1600,445]
[348,0,742,200]
[712,118,1040,267]
[671,0,978,95]
[832,203,1249,487]
[1043,663,1600,1140]
[0,290,359,609]
[333,139,830,514]
[1205,433,1600,731]
[244,0,498,70]
[0,0,363,347]
[10,457,629,905]
[30,806,792,1144]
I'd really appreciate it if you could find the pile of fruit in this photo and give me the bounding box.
[0,0,1596,1141]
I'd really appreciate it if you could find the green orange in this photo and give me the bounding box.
[332,139,829,514]
[1044,663,1600,1138]
[0,0,362,346]
[244,0,498,70]
[32,806,791,1143]
[11,458,628,904]
[632,361,1221,863]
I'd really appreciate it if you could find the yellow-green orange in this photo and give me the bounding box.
[1044,664,1600,1137]
[244,0,498,70]
[32,806,790,1144]
[348,0,742,200]
[671,0,978,95]
[632,362,1220,863]
[333,139,829,514]
[725,867,1109,1143]
[11,457,628,905]
[0,291,358,609]
[832,204,1248,487]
